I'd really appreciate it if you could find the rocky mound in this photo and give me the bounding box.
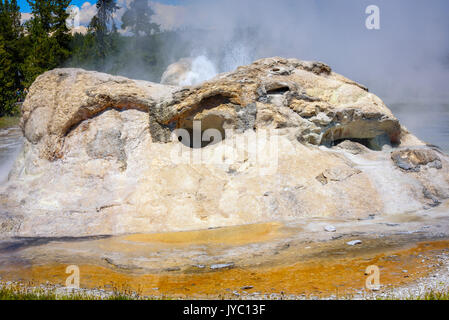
[0,57,448,237]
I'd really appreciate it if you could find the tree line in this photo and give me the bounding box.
[0,0,191,117]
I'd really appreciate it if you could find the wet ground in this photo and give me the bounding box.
[0,202,448,299]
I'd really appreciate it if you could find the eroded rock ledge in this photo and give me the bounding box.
[151,57,402,150]
[20,69,176,161]
[0,57,448,237]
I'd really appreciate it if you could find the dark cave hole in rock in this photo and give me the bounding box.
[175,94,235,149]
[267,86,290,95]
[323,135,392,151]
[320,125,394,151]
[176,114,227,149]
[332,138,375,149]
[267,87,290,95]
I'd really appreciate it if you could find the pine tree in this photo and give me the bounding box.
[88,0,119,70]
[0,0,23,116]
[23,0,72,88]
[52,0,72,65]
[121,0,159,37]
[0,35,15,116]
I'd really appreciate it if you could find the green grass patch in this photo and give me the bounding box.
[0,286,134,300]
[0,282,171,300]
[0,116,20,129]
[377,287,449,301]
[414,289,449,300]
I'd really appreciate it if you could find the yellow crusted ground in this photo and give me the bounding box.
[122,222,283,246]
[1,239,447,299]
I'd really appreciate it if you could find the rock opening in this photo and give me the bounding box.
[177,114,227,148]
[319,118,401,151]
[174,94,236,148]
[267,86,290,95]
[330,138,380,150]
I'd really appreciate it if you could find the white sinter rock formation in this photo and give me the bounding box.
[0,57,448,237]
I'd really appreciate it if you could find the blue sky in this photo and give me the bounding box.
[18,0,182,12]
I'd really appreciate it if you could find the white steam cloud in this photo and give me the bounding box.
[160,0,449,102]
[66,0,449,102]
[178,56,218,86]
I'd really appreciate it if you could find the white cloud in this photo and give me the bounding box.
[20,12,33,24]
[78,2,97,26]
